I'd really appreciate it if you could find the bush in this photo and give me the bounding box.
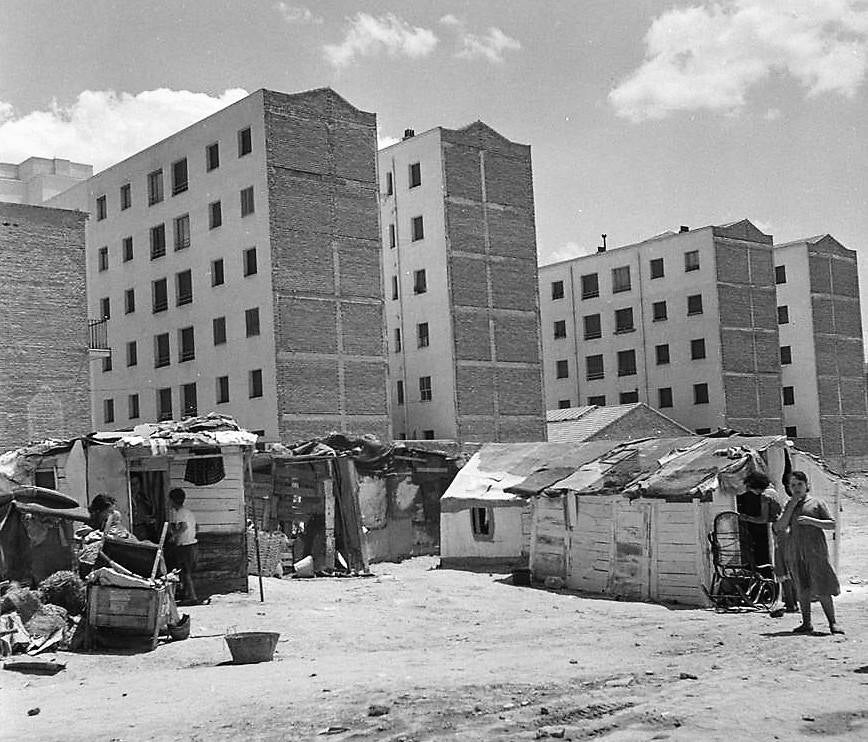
[37,571,86,615]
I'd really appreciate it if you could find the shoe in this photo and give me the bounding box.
[829,625,845,635]
[792,623,814,634]
[769,607,785,619]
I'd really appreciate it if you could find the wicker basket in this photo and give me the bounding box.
[247,530,289,576]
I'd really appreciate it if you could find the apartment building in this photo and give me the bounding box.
[379,122,545,441]
[774,235,868,470]
[48,87,390,443]
[0,202,91,449]
[0,157,92,205]
[539,220,784,435]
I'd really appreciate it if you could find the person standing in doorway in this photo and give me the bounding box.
[167,488,198,605]
[775,471,843,635]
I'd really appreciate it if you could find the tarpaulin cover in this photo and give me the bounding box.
[503,467,584,497]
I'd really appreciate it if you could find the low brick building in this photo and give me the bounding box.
[0,202,91,449]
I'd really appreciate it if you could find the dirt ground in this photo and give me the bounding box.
[2,487,868,742]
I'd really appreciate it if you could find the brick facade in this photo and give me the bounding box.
[0,203,91,448]
[265,89,390,443]
[442,122,545,442]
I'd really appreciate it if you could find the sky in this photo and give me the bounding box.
[2,1,868,301]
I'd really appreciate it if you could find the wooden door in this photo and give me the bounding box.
[608,504,652,600]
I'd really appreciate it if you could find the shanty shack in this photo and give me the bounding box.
[439,442,619,571]
[530,435,842,606]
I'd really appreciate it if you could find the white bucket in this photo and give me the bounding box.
[293,555,315,578]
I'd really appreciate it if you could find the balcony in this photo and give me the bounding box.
[88,318,111,358]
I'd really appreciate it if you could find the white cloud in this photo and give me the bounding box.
[377,125,400,150]
[439,14,461,27]
[610,0,868,121]
[456,26,521,63]
[542,241,598,265]
[0,88,248,172]
[323,13,438,68]
[275,3,323,25]
[764,107,782,120]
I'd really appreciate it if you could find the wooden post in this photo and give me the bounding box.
[323,475,335,570]
[251,499,265,603]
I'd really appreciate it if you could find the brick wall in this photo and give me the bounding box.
[0,203,90,449]
[264,89,389,442]
[441,122,545,442]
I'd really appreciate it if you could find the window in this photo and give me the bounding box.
[103,398,114,423]
[120,183,131,210]
[588,395,606,406]
[396,380,404,405]
[154,333,170,368]
[694,383,709,405]
[385,172,393,196]
[389,223,396,249]
[126,340,137,367]
[100,296,110,320]
[391,275,398,300]
[96,195,107,221]
[128,394,140,420]
[124,288,135,314]
[422,429,435,440]
[414,269,427,294]
[652,300,667,321]
[171,158,188,195]
[176,269,193,305]
[122,236,133,262]
[583,314,601,340]
[687,294,703,315]
[411,215,424,241]
[470,507,492,538]
[586,355,604,380]
[617,349,637,376]
[553,320,567,339]
[150,223,166,259]
[656,343,670,365]
[249,369,263,398]
[152,278,168,313]
[612,265,631,293]
[783,386,795,406]
[775,265,787,284]
[216,376,230,404]
[209,200,222,229]
[98,246,108,271]
[785,425,798,438]
[650,257,664,279]
[245,307,260,337]
[558,399,571,409]
[33,469,56,490]
[419,376,432,401]
[179,326,195,362]
[102,353,112,373]
[551,280,565,300]
[556,359,570,379]
[206,142,220,171]
[614,307,634,334]
[394,328,402,353]
[213,316,227,346]
[238,127,252,156]
[211,258,225,287]
[240,186,255,217]
[182,382,197,417]
[157,387,172,421]
[417,322,429,348]
[581,273,599,299]
[147,169,163,205]
[620,390,639,404]
[780,346,792,365]
[777,305,789,324]
[691,338,706,360]
[243,247,257,277]
[684,250,700,272]
[658,387,673,408]
[409,162,421,188]
[174,214,190,250]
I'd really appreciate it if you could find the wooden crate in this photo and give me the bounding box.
[86,585,167,649]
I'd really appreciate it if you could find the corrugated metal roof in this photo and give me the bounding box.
[546,405,598,422]
[546,404,690,443]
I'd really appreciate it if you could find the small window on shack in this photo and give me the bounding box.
[470,506,493,539]
[34,468,56,490]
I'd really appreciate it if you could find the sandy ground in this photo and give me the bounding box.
[2,489,868,741]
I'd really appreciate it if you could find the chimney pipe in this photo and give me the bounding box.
[403,128,415,140]
[597,233,607,253]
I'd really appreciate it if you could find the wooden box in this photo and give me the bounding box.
[86,585,167,649]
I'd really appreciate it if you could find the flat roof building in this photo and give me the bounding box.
[48,88,390,442]
[0,157,92,205]
[379,122,545,442]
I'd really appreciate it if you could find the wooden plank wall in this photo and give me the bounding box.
[194,531,248,597]
[530,495,567,580]
[649,501,703,604]
[167,450,245,534]
[567,496,614,593]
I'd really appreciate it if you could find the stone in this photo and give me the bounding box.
[367,704,389,717]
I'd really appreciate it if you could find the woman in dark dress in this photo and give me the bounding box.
[775,471,843,635]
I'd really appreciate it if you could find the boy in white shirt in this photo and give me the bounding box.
[168,488,198,605]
